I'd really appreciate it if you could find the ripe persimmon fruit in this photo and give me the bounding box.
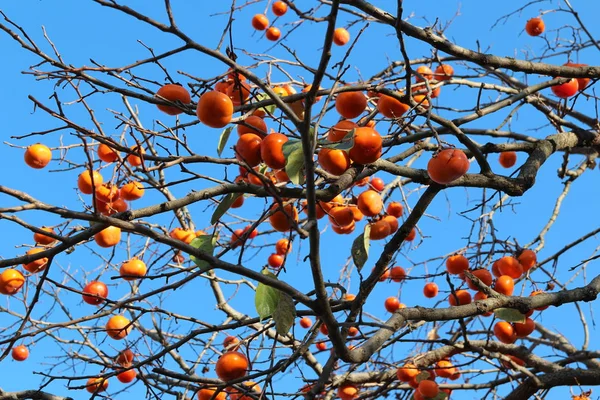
[198,388,226,400]
[434,64,454,81]
[117,369,137,383]
[514,317,535,337]
[499,151,517,168]
[260,133,288,169]
[215,351,248,381]
[335,90,367,119]
[349,127,382,165]
[0,269,25,295]
[390,266,406,282]
[384,296,401,313]
[332,220,356,235]
[525,17,545,36]
[268,253,284,268]
[386,202,404,218]
[197,91,234,128]
[435,360,456,378]
[446,254,469,274]
[518,249,537,272]
[127,145,145,167]
[497,256,523,279]
[266,26,281,41]
[318,148,351,176]
[96,183,120,203]
[275,238,292,255]
[227,80,252,106]
[565,62,590,90]
[169,227,197,244]
[382,215,398,233]
[328,120,357,142]
[377,93,409,119]
[78,170,104,195]
[551,78,579,98]
[269,203,299,232]
[155,84,191,115]
[120,181,145,201]
[106,315,132,340]
[423,282,439,298]
[417,379,439,398]
[368,219,391,240]
[494,275,515,296]
[237,115,267,138]
[82,281,108,305]
[97,143,119,163]
[466,268,493,290]
[272,1,288,16]
[24,144,52,169]
[11,345,29,361]
[120,258,147,281]
[448,289,472,306]
[235,133,263,167]
[94,226,121,248]
[396,363,420,382]
[333,27,350,46]
[299,317,312,328]
[405,227,417,242]
[414,65,433,82]
[328,206,355,228]
[33,227,56,245]
[370,177,385,191]
[23,248,48,273]
[227,381,261,400]
[494,321,517,344]
[357,190,383,217]
[86,377,108,393]
[338,384,358,400]
[252,14,269,31]
[427,148,470,184]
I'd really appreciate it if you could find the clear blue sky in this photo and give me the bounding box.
[1,1,599,399]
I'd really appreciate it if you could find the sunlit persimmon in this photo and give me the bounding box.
[328,120,357,142]
[525,17,545,36]
[377,93,409,119]
[120,181,145,201]
[156,84,191,115]
[368,219,390,240]
[269,203,299,232]
[448,289,471,306]
[494,275,515,296]
[252,14,269,31]
[0,269,25,295]
[106,315,132,340]
[11,345,29,361]
[335,90,367,119]
[33,227,56,245]
[78,170,104,194]
[127,145,145,167]
[23,248,48,273]
[235,133,263,167]
[94,226,121,248]
[261,133,288,169]
[427,149,470,184]
[24,144,52,169]
[446,254,469,274]
[237,115,268,138]
[499,151,517,168]
[120,258,147,281]
[197,91,234,128]
[82,281,108,305]
[97,143,119,163]
[318,148,351,176]
[333,27,350,46]
[215,351,248,381]
[494,321,517,344]
[349,127,382,165]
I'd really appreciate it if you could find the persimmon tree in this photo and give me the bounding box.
[1,1,600,400]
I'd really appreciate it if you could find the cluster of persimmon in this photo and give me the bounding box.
[251,1,289,42]
[85,348,137,394]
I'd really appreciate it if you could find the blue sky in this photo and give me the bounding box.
[1,1,599,399]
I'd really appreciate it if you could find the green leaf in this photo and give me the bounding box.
[282,140,305,185]
[211,193,242,225]
[254,93,276,115]
[319,129,356,151]
[255,269,280,321]
[415,371,430,383]
[189,235,215,269]
[351,232,369,271]
[494,308,526,323]
[273,291,296,335]
[216,126,233,157]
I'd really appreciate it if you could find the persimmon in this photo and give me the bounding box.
[0,269,25,295]
[418,379,439,398]
[377,93,409,118]
[231,194,244,209]
[497,256,523,279]
[434,64,454,81]
[82,281,108,306]
[120,258,147,281]
[427,148,470,184]
[435,360,456,378]
[328,206,355,227]
[272,1,288,16]
[319,194,344,213]
[230,229,245,249]
[368,219,391,240]
[115,349,133,366]
[11,345,29,361]
[197,91,234,128]
[227,80,252,106]
[502,355,526,369]
[466,268,493,290]
[514,317,535,337]
[405,227,417,242]
[518,249,537,272]
[237,115,267,138]
[335,90,367,119]
[106,315,132,340]
[97,143,119,162]
[24,143,52,169]
[120,181,145,201]
[333,27,350,46]
[525,17,545,36]
[390,266,406,283]
[328,120,357,142]
[551,78,579,98]
[357,190,383,217]
[33,227,56,245]
[565,62,590,90]
[384,296,401,313]
[386,202,404,218]
[22,248,47,273]
[215,80,231,94]
[266,26,281,41]
[252,14,269,31]
[127,145,145,167]
[370,177,385,191]
[169,227,197,244]
[228,381,261,400]
[494,321,517,344]
[382,214,398,233]
[198,388,227,400]
[348,326,359,336]
[155,84,191,115]
[423,282,439,298]
[415,65,433,82]
[269,203,299,232]
[223,336,241,351]
[499,151,517,168]
[96,183,120,203]
[95,226,121,248]
[338,384,358,400]
[448,290,472,306]
[215,351,248,381]
[299,317,312,329]
[275,238,292,255]
[349,127,382,165]
[78,170,104,194]
[474,291,493,316]
[377,268,390,282]
[332,220,356,235]
[267,253,284,269]
[397,363,420,382]
[318,148,351,176]
[235,133,263,167]
[95,196,125,216]
[260,133,288,169]
[494,275,515,296]
[86,377,109,393]
[117,369,137,384]
[446,254,469,274]
[492,260,502,277]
